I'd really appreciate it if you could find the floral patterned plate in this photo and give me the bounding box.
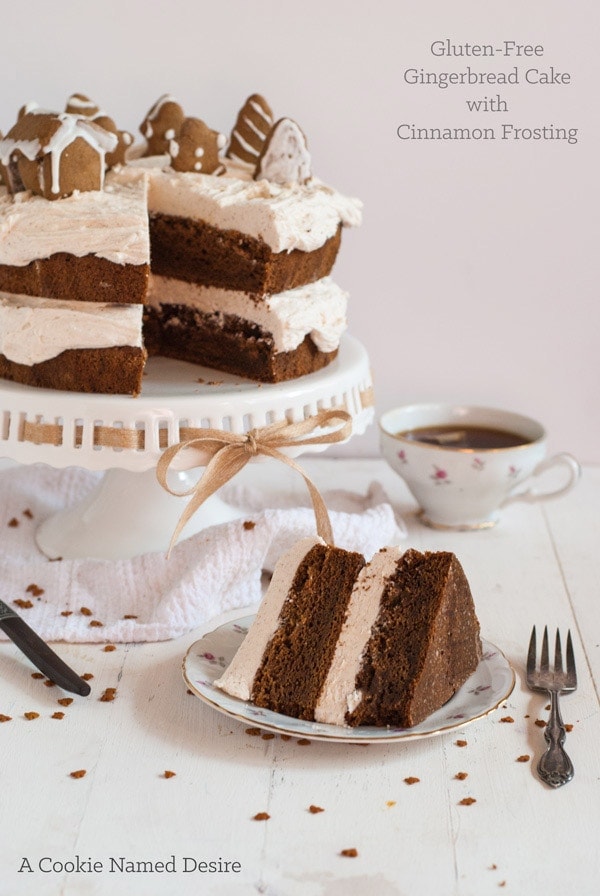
[183,615,515,744]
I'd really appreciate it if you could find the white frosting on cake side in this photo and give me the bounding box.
[148,275,347,353]
[214,536,322,701]
[0,292,143,364]
[0,171,149,267]
[314,547,403,726]
[130,156,362,254]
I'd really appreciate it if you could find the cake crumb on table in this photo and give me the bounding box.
[459,797,476,806]
[89,620,104,628]
[534,719,547,727]
[455,772,468,780]
[70,769,86,779]
[516,755,530,762]
[80,607,93,616]
[243,520,256,530]
[103,645,116,652]
[24,712,39,720]
[8,518,19,527]
[252,812,270,821]
[455,739,468,747]
[308,805,325,814]
[0,714,12,722]
[58,698,73,707]
[81,673,94,681]
[52,712,65,720]
[22,509,33,519]
[14,599,33,609]
[43,679,55,687]
[100,687,117,702]
[297,738,311,746]
[404,776,420,785]
[340,848,358,858]
[31,672,44,680]
[163,770,176,778]
[500,716,514,723]
[245,727,261,737]
[26,583,44,596]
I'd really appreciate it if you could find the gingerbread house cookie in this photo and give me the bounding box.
[0,111,117,200]
[255,118,311,185]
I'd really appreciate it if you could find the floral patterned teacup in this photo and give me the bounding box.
[380,404,581,530]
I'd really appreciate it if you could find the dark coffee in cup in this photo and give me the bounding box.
[396,424,528,450]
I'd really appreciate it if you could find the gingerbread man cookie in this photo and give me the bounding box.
[254,118,311,185]
[227,94,273,166]
[94,115,134,168]
[169,117,226,175]
[140,95,185,156]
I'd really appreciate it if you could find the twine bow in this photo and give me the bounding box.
[156,409,353,552]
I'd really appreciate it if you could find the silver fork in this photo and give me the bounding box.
[526,626,577,788]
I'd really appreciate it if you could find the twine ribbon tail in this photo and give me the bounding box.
[163,445,251,554]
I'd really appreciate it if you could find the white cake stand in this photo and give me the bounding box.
[0,336,373,559]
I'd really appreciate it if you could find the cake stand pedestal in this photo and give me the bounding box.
[0,336,373,560]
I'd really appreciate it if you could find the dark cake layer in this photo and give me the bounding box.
[348,550,481,728]
[0,255,149,304]
[149,214,342,294]
[0,346,147,396]
[143,304,337,383]
[251,543,366,720]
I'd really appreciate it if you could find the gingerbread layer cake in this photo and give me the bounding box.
[215,539,482,728]
[0,92,361,393]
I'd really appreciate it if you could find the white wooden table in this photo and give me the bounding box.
[0,458,598,896]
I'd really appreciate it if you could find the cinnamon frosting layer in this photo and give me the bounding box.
[0,171,149,267]
[148,275,347,353]
[130,156,362,254]
[0,292,143,364]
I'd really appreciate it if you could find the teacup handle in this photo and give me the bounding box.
[502,453,581,507]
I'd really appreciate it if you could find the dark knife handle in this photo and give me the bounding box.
[0,600,90,696]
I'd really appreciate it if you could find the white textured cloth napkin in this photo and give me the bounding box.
[0,464,404,643]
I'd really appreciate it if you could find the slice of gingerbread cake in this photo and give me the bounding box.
[215,541,482,728]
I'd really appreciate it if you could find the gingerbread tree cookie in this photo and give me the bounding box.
[226,94,273,166]
[0,111,117,200]
[168,117,226,175]
[140,95,185,156]
[254,118,311,185]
